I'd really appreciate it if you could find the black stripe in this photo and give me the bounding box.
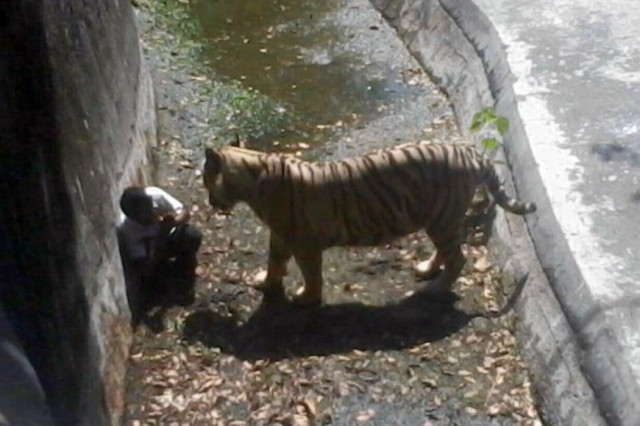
[423,145,441,217]
[359,155,404,231]
[335,161,356,243]
[399,146,430,222]
[326,162,344,244]
[241,157,261,180]
[283,159,296,238]
[360,154,405,242]
[412,145,437,217]
[339,159,369,241]
[353,157,392,242]
[316,162,337,245]
[449,147,470,222]
[293,160,308,240]
[346,157,385,242]
[425,145,451,230]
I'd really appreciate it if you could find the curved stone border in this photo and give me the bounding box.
[370,0,608,424]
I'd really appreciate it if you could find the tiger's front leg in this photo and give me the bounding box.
[291,247,324,307]
[258,233,291,302]
[422,223,465,297]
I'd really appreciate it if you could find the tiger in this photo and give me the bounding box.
[203,139,536,307]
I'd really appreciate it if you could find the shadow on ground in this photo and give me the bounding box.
[182,290,474,361]
[130,262,197,332]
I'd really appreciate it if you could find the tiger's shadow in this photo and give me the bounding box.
[182,290,475,361]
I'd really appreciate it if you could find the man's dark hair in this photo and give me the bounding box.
[120,187,152,219]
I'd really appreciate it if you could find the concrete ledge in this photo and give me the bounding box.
[371,0,613,424]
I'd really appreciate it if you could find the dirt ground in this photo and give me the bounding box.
[123,1,542,425]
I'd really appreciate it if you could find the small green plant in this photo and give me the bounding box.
[470,107,509,153]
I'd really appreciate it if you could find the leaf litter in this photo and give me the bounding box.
[124,143,543,426]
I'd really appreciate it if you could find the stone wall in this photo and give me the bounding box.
[0,0,155,424]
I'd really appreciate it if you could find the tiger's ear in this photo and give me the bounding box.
[205,147,221,171]
[230,133,246,149]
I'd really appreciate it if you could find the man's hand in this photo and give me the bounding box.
[159,213,176,227]
[174,208,191,225]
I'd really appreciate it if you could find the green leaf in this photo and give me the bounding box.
[484,116,498,126]
[496,117,510,136]
[482,137,500,152]
[471,112,484,133]
[481,107,497,121]
[470,120,483,134]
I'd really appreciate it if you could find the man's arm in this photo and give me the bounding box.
[147,186,189,224]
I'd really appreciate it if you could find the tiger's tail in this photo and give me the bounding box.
[481,159,537,215]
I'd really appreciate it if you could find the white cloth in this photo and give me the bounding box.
[117,187,184,261]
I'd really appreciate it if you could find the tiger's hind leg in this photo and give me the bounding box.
[257,233,291,302]
[291,247,324,308]
[423,224,465,296]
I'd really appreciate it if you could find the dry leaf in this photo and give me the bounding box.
[476,366,490,375]
[344,283,364,292]
[421,377,437,388]
[355,409,375,422]
[473,256,492,272]
[253,269,267,285]
[464,390,479,399]
[434,395,442,406]
[291,413,310,426]
[297,398,317,419]
[488,403,502,416]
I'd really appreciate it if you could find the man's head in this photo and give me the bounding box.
[120,187,155,225]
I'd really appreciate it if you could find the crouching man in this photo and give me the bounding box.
[117,186,202,324]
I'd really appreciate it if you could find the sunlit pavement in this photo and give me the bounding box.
[473,0,640,423]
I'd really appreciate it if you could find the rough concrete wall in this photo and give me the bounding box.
[0,0,155,424]
[370,0,606,425]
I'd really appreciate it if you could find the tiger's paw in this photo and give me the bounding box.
[291,288,322,308]
[414,259,443,280]
[256,279,287,304]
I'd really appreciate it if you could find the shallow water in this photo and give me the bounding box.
[189,0,435,149]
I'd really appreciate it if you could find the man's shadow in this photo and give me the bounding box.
[129,260,196,331]
[182,290,476,361]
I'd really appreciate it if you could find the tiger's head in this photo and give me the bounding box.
[203,136,251,214]
[203,147,235,214]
